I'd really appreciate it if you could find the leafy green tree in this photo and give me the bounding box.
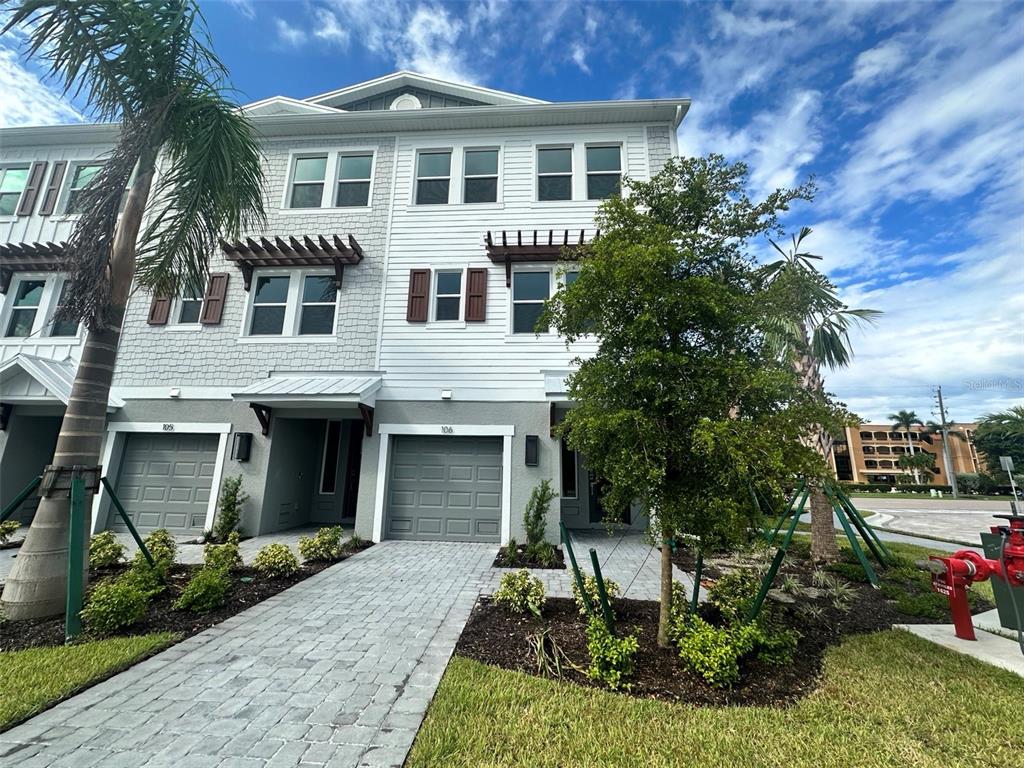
[1,1,265,620]
[544,156,847,646]
[889,410,925,483]
[896,451,936,483]
[757,227,881,562]
[974,406,1024,479]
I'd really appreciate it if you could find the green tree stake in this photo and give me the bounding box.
[65,475,85,641]
[690,549,703,613]
[589,548,615,634]
[560,523,594,616]
[0,475,41,524]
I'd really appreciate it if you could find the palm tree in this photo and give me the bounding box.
[973,406,1024,479]
[889,410,924,483]
[1,1,265,620]
[926,419,966,497]
[759,226,882,562]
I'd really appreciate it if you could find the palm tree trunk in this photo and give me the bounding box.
[906,433,920,484]
[808,480,839,563]
[1,148,157,620]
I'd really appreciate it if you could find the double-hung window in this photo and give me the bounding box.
[0,166,29,216]
[49,281,79,337]
[2,276,78,339]
[511,271,550,334]
[249,275,290,335]
[174,284,204,325]
[246,272,337,337]
[415,151,451,204]
[434,271,462,321]
[289,156,327,208]
[335,154,372,207]
[4,279,45,337]
[463,149,498,203]
[586,145,621,200]
[537,147,572,201]
[65,164,103,214]
[299,275,338,335]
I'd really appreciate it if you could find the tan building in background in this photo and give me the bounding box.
[831,423,982,485]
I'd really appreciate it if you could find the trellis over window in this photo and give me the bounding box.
[220,234,365,291]
[483,229,597,287]
[0,241,65,294]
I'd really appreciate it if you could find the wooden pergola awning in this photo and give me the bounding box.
[484,229,597,286]
[219,234,365,290]
[0,241,66,294]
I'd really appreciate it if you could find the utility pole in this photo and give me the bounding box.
[933,385,960,499]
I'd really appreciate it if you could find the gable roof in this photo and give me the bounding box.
[240,96,342,117]
[304,70,547,109]
[0,354,123,410]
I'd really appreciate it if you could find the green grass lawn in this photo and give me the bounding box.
[0,632,178,730]
[408,630,1023,768]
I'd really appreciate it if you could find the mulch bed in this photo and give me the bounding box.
[493,545,566,570]
[458,560,996,707]
[0,540,374,653]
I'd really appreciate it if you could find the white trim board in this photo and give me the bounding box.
[371,422,515,544]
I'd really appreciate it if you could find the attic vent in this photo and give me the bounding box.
[390,93,422,110]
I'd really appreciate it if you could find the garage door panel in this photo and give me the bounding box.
[385,435,502,542]
[173,462,198,477]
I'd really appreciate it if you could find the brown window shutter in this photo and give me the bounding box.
[199,272,229,325]
[147,296,171,325]
[38,161,67,216]
[16,161,48,216]
[465,268,488,321]
[406,269,429,322]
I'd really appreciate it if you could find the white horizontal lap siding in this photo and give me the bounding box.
[378,123,644,401]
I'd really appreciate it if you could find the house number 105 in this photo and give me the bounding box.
[441,426,454,434]
[162,423,175,431]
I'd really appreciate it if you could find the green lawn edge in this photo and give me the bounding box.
[0,632,180,732]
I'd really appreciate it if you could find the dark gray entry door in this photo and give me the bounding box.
[385,435,502,542]
[111,433,217,534]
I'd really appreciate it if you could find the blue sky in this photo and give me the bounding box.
[1,0,1021,424]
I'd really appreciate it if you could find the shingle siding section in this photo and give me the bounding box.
[113,135,395,388]
[646,125,673,175]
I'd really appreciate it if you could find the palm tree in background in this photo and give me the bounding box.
[1,0,265,620]
[759,226,882,562]
[889,410,924,483]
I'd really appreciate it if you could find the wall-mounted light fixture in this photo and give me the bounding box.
[525,434,539,467]
[231,432,253,462]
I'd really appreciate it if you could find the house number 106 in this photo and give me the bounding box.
[441,426,454,434]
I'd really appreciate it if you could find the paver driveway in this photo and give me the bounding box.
[0,542,496,768]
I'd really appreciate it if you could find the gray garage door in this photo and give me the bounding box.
[385,435,502,542]
[110,433,217,534]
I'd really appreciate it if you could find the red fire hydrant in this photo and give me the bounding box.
[929,515,1024,641]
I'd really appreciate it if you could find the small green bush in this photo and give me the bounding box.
[0,520,20,545]
[524,479,555,547]
[493,569,545,617]
[708,568,761,625]
[298,526,345,563]
[501,538,518,563]
[81,577,148,635]
[675,614,761,688]
[173,566,231,612]
[252,543,300,578]
[212,474,247,541]
[751,618,800,665]
[585,615,639,691]
[894,591,948,620]
[827,561,871,583]
[121,563,165,598]
[525,540,557,567]
[571,574,622,615]
[204,531,242,572]
[89,530,126,569]
[132,529,177,574]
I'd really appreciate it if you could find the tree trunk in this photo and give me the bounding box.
[906,434,920,484]
[1,148,157,620]
[808,481,839,563]
[657,530,673,648]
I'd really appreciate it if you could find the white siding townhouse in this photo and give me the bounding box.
[0,71,689,545]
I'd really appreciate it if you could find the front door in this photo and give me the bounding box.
[341,421,363,520]
[587,470,631,525]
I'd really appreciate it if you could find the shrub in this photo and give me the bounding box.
[0,520,20,545]
[674,614,761,688]
[81,577,148,635]
[132,528,177,574]
[253,543,300,578]
[525,540,557,567]
[751,618,800,665]
[204,531,242,572]
[894,591,948,620]
[501,538,518,562]
[212,475,247,541]
[827,561,871,584]
[174,566,231,612]
[121,562,165,598]
[571,574,622,615]
[298,526,345,563]
[708,568,761,625]
[493,569,545,617]
[585,615,639,691]
[523,479,555,547]
[89,530,126,569]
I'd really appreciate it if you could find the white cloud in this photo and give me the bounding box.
[570,42,590,74]
[0,48,80,127]
[313,8,350,47]
[274,18,305,48]
[844,38,907,89]
[225,0,256,20]
[400,6,473,82]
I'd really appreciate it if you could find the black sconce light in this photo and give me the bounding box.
[231,432,253,462]
[525,434,539,467]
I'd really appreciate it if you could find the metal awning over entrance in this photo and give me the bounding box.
[231,373,382,436]
[0,353,124,411]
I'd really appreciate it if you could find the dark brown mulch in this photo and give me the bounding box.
[670,548,724,580]
[0,541,373,653]
[493,545,566,570]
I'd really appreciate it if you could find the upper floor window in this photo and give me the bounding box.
[416,151,451,204]
[336,154,372,207]
[434,271,462,321]
[586,145,621,200]
[50,282,79,337]
[246,271,336,337]
[299,275,338,335]
[65,163,103,214]
[174,286,204,325]
[463,149,498,204]
[0,166,29,216]
[2,275,79,339]
[537,148,572,201]
[289,156,327,208]
[4,278,44,337]
[511,271,549,334]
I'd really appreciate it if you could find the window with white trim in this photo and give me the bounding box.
[0,165,29,216]
[65,163,103,214]
[415,150,451,204]
[4,278,45,337]
[335,153,372,207]
[434,271,462,321]
[586,145,621,200]
[288,155,327,209]
[245,271,337,337]
[173,284,204,325]
[249,275,290,335]
[320,420,342,494]
[49,281,79,337]
[537,147,572,201]
[511,271,550,334]
[463,149,498,203]
[1,275,79,339]
[298,275,337,335]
